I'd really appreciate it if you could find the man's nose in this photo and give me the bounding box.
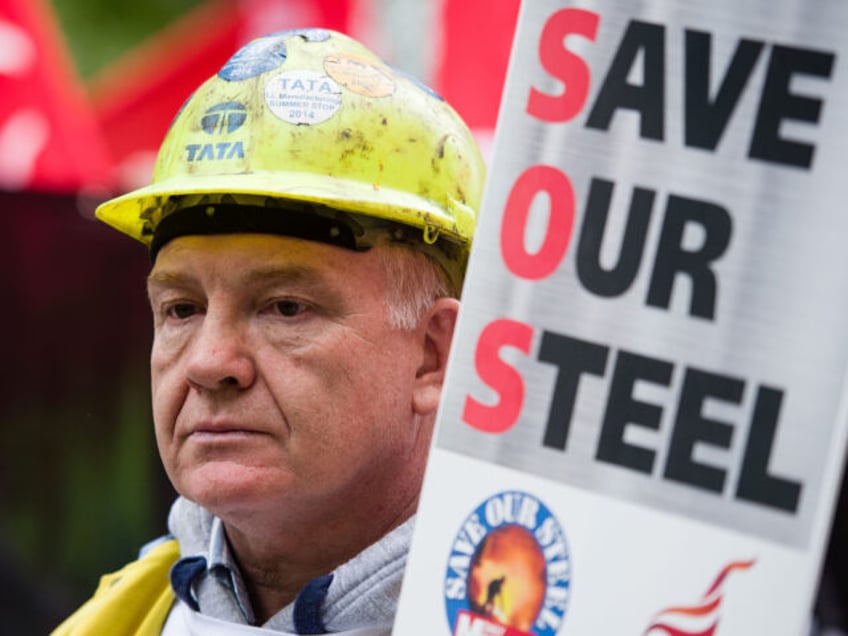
[185,315,256,391]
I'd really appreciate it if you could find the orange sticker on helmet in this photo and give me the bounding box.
[323,54,396,98]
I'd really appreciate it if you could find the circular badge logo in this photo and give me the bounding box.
[445,491,570,636]
[324,54,395,98]
[264,70,342,125]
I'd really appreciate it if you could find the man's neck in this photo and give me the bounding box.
[220,499,417,624]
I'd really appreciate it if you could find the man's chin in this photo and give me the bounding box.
[176,461,293,514]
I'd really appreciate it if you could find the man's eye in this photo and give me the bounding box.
[168,304,198,319]
[274,300,306,317]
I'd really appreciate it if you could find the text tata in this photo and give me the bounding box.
[461,9,828,514]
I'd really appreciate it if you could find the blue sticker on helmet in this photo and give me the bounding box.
[219,37,289,81]
[218,30,332,81]
[266,28,331,42]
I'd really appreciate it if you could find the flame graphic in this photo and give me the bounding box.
[643,559,755,636]
[467,525,547,632]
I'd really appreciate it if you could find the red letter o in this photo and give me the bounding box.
[501,164,575,280]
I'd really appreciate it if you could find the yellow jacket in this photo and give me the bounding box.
[51,538,179,636]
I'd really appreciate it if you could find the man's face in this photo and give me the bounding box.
[147,233,442,527]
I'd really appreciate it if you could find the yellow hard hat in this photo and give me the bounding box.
[95,28,485,289]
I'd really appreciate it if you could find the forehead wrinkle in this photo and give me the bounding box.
[240,264,322,287]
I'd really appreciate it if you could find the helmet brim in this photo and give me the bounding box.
[96,170,476,248]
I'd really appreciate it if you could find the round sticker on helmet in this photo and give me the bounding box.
[324,54,395,98]
[219,37,288,81]
[265,70,342,125]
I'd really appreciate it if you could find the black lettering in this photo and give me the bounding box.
[597,350,673,473]
[586,20,665,140]
[685,31,764,150]
[736,386,802,513]
[576,178,656,297]
[539,331,609,451]
[749,45,835,169]
[664,368,744,493]
[646,194,732,320]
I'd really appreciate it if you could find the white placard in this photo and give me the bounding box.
[396,1,848,634]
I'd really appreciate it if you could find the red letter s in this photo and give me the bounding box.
[527,8,600,122]
[462,319,534,434]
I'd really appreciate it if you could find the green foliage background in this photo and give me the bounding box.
[50,0,205,79]
[0,187,170,631]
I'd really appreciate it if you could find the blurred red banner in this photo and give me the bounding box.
[0,0,112,192]
[0,0,518,195]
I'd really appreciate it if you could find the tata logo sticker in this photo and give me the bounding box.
[643,559,755,635]
[265,70,341,125]
[201,102,247,135]
[445,491,570,636]
[184,101,246,162]
[324,54,395,98]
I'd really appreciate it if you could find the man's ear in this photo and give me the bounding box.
[412,297,460,415]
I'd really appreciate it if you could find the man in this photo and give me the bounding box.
[53,28,484,635]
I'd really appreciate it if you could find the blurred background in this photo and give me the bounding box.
[0,0,843,632]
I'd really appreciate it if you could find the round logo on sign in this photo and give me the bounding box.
[324,54,395,98]
[444,491,570,636]
[264,70,342,125]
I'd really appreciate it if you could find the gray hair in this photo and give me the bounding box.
[376,246,455,331]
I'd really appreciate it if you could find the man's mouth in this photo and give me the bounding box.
[189,420,265,439]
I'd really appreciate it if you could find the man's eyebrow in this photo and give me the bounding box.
[147,270,194,290]
[241,265,345,306]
